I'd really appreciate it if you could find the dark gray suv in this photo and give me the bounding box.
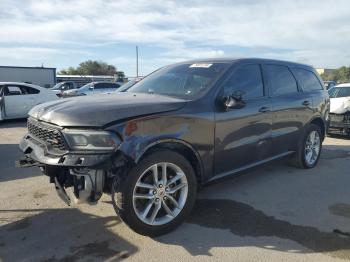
[18,58,329,236]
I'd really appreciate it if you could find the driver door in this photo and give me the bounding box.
[214,63,273,176]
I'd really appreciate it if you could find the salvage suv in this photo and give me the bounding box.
[18,58,329,236]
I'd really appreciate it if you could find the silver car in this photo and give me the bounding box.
[62,82,121,97]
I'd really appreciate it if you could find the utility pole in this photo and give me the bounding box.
[136,46,139,78]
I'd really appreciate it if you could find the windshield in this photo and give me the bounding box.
[50,83,64,90]
[329,87,350,98]
[127,63,229,99]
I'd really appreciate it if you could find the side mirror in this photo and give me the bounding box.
[222,90,246,110]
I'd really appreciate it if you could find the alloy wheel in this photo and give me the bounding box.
[132,162,188,226]
[304,130,321,166]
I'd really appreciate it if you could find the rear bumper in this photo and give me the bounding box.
[19,134,113,167]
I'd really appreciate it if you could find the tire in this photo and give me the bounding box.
[112,150,197,236]
[290,123,323,169]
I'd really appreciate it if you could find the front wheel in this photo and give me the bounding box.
[290,123,322,169]
[112,150,197,236]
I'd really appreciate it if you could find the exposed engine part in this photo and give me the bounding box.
[69,169,105,204]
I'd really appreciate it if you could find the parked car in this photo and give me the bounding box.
[50,82,79,97]
[0,82,58,121]
[328,83,350,135]
[62,82,121,97]
[18,58,329,236]
[323,81,337,90]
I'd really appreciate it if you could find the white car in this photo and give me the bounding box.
[328,83,350,135]
[0,82,59,121]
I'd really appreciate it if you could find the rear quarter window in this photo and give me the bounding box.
[292,68,323,91]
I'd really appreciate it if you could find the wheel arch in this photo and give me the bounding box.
[135,139,203,185]
[308,116,326,140]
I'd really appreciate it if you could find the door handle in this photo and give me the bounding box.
[302,100,311,106]
[259,106,270,113]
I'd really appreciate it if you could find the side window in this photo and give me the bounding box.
[20,86,40,94]
[292,68,323,91]
[265,65,298,96]
[94,83,106,89]
[68,82,74,89]
[5,86,22,96]
[110,83,120,89]
[105,83,114,89]
[223,64,264,100]
[337,87,350,98]
[61,83,69,90]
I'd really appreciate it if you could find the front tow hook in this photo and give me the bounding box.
[54,177,71,206]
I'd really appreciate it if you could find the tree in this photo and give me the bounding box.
[321,66,350,83]
[59,60,118,75]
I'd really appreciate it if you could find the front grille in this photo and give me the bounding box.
[27,118,67,151]
[345,114,350,123]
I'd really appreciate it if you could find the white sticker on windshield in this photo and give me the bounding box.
[189,63,213,68]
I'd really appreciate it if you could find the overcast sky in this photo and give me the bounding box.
[0,0,349,76]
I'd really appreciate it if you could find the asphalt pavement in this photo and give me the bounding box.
[1,119,350,261]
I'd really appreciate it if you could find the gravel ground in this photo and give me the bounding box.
[1,119,350,262]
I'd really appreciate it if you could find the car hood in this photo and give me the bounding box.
[29,93,187,127]
[330,97,350,114]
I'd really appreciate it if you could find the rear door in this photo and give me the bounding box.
[263,64,313,155]
[0,85,4,120]
[291,67,327,118]
[19,85,43,106]
[214,63,273,176]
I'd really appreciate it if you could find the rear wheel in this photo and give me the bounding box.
[112,150,197,236]
[290,124,322,169]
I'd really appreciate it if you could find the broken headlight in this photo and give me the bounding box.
[62,129,120,151]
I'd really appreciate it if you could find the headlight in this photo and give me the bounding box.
[62,129,120,151]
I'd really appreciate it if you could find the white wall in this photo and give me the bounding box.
[0,67,56,88]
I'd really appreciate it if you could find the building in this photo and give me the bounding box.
[316,68,335,76]
[0,66,56,88]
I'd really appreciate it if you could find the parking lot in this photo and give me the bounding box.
[0,120,350,261]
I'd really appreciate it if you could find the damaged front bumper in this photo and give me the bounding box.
[17,134,126,206]
[18,134,113,168]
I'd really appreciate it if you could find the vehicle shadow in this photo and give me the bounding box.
[0,118,27,128]
[327,133,350,141]
[156,145,350,260]
[0,144,41,182]
[0,208,137,261]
